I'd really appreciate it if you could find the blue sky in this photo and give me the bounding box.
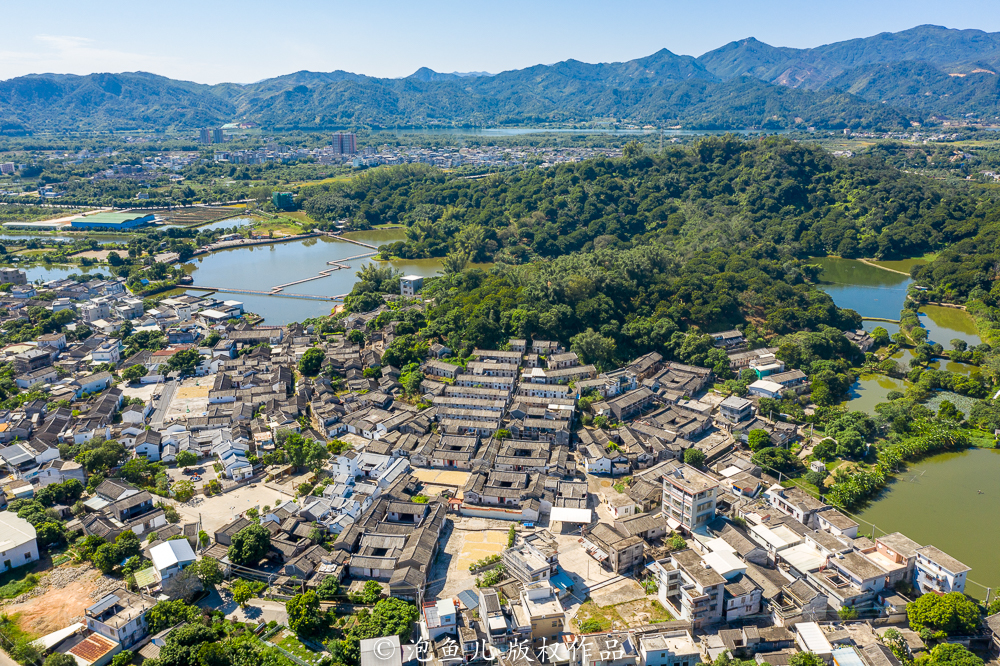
[2,0,999,84]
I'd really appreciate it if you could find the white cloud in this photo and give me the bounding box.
[0,34,182,80]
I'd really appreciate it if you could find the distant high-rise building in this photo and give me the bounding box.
[212,128,225,144]
[199,129,212,144]
[271,192,295,210]
[331,132,357,155]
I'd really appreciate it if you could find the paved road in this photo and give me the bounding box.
[150,380,176,428]
[0,646,20,666]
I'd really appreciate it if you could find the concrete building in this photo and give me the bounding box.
[518,581,564,649]
[149,539,197,582]
[582,523,645,574]
[85,588,155,648]
[660,462,719,531]
[915,545,970,595]
[504,531,558,585]
[0,512,39,572]
[421,598,457,641]
[400,275,424,297]
[747,380,785,399]
[719,396,753,424]
[638,632,701,666]
[653,549,726,629]
[0,268,27,285]
[332,132,358,155]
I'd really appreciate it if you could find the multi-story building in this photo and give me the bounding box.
[477,587,509,647]
[85,588,155,648]
[518,581,564,650]
[719,396,754,424]
[400,275,423,297]
[767,484,828,528]
[14,348,53,374]
[857,532,921,586]
[504,530,559,585]
[92,339,121,365]
[915,545,970,595]
[0,267,27,285]
[582,523,645,574]
[332,132,357,155]
[660,462,719,530]
[653,549,726,629]
[807,550,888,611]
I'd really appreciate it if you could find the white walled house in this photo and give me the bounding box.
[0,512,38,572]
[915,546,970,595]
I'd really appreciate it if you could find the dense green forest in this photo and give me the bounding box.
[299,136,1000,263]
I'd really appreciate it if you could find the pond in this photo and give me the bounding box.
[818,258,984,411]
[812,256,911,321]
[17,228,444,324]
[844,374,908,416]
[918,305,980,349]
[176,230,443,323]
[858,447,1000,599]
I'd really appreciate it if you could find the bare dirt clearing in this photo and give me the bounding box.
[3,566,105,636]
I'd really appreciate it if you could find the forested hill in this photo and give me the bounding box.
[0,68,908,133]
[2,24,1000,131]
[297,135,1000,264]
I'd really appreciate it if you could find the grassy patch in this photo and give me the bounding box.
[0,571,40,600]
[573,599,624,632]
[289,175,354,188]
[273,631,326,664]
[0,612,42,662]
[253,218,307,236]
[784,476,821,498]
[644,599,673,623]
[281,211,319,224]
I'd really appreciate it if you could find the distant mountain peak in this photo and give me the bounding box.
[407,67,493,82]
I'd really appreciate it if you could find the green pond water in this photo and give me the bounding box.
[869,255,934,274]
[812,256,911,321]
[858,447,1000,598]
[920,305,981,349]
[814,257,983,413]
[817,258,995,593]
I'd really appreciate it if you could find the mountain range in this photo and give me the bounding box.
[1,24,998,133]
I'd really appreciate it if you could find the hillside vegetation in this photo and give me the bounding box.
[2,25,1000,131]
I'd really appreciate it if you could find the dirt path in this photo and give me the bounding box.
[857,258,910,276]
